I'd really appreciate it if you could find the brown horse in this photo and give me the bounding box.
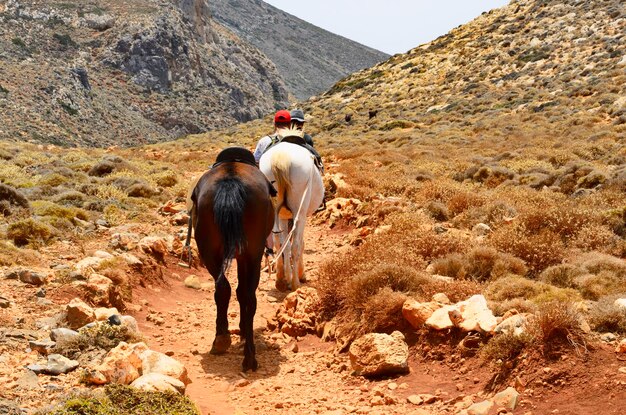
[189,147,275,371]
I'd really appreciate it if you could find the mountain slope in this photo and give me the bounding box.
[307,0,625,136]
[0,0,289,147]
[210,0,389,100]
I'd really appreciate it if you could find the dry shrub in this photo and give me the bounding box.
[31,200,89,222]
[421,279,483,303]
[490,298,538,316]
[38,173,68,187]
[527,301,586,355]
[127,182,157,198]
[575,271,623,301]
[426,201,449,221]
[0,183,29,209]
[539,264,584,288]
[587,296,626,334]
[53,190,87,207]
[485,275,552,302]
[152,170,178,187]
[572,224,622,254]
[323,264,431,337]
[7,218,56,247]
[481,332,532,363]
[431,247,526,282]
[447,191,485,217]
[0,241,41,266]
[578,252,626,279]
[490,226,565,275]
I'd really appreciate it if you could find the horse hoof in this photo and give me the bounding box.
[275,279,289,292]
[242,357,258,372]
[210,334,231,355]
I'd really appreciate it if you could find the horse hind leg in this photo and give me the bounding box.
[210,273,232,355]
[237,259,260,372]
[274,216,290,291]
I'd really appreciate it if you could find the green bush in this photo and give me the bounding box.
[7,218,55,246]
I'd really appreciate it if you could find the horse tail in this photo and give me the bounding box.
[213,177,247,282]
[270,150,291,209]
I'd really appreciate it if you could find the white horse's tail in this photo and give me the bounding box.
[270,150,292,218]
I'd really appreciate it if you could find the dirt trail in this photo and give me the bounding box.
[132,223,375,415]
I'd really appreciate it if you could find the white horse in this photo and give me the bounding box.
[259,142,324,291]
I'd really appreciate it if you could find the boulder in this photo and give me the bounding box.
[74,256,105,274]
[616,339,626,354]
[29,340,56,355]
[66,298,95,329]
[275,287,320,337]
[349,331,409,377]
[138,350,190,385]
[85,342,147,385]
[121,315,139,333]
[83,14,116,31]
[466,400,494,415]
[402,299,441,329]
[110,232,140,251]
[130,373,186,394]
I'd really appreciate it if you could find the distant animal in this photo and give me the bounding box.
[189,147,275,372]
[345,113,352,123]
[259,142,324,291]
[368,110,378,119]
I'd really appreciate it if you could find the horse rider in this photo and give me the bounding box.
[253,110,292,164]
[290,109,324,174]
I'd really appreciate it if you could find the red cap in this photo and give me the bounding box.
[274,110,291,123]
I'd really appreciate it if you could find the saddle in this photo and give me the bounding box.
[212,147,257,169]
[263,135,325,174]
[210,147,276,197]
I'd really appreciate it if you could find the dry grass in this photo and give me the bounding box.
[587,296,626,334]
[481,332,532,363]
[527,301,587,355]
[432,247,527,282]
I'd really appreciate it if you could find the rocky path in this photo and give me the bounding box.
[131,223,399,415]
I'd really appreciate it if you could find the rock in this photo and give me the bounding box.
[94,307,120,321]
[495,314,528,335]
[432,293,451,304]
[600,332,617,343]
[456,295,498,333]
[466,400,494,415]
[85,274,115,306]
[18,270,48,286]
[616,339,626,354]
[349,331,409,377]
[120,253,143,266]
[407,395,423,405]
[74,256,105,274]
[110,233,140,251]
[139,349,191,385]
[138,236,169,262]
[16,370,39,390]
[492,387,520,410]
[275,287,320,337]
[66,298,96,329]
[472,223,492,236]
[618,56,626,66]
[50,328,79,342]
[130,373,185,394]
[85,342,147,385]
[28,340,56,355]
[402,299,441,329]
[0,295,10,308]
[425,305,457,330]
[120,315,139,332]
[184,275,202,290]
[27,354,79,375]
[35,288,46,298]
[108,314,122,326]
[614,298,626,309]
[83,13,116,31]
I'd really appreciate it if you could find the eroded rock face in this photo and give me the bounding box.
[349,331,409,377]
[275,287,320,337]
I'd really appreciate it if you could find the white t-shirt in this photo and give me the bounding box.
[253,135,273,163]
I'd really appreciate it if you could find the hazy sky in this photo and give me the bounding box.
[263,0,510,55]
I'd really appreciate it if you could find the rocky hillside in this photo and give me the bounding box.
[210,0,389,101]
[308,0,625,137]
[0,0,290,147]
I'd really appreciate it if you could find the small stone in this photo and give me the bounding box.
[120,315,139,332]
[0,296,10,308]
[432,293,451,304]
[184,275,202,290]
[28,354,79,375]
[600,333,617,343]
[66,298,96,329]
[50,328,80,342]
[29,340,56,355]
[616,339,626,354]
[472,223,492,236]
[407,395,423,405]
[467,400,495,415]
[492,387,520,410]
[35,288,46,298]
[349,331,409,377]
[94,307,120,321]
[108,314,122,326]
[19,270,48,286]
[130,373,185,394]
